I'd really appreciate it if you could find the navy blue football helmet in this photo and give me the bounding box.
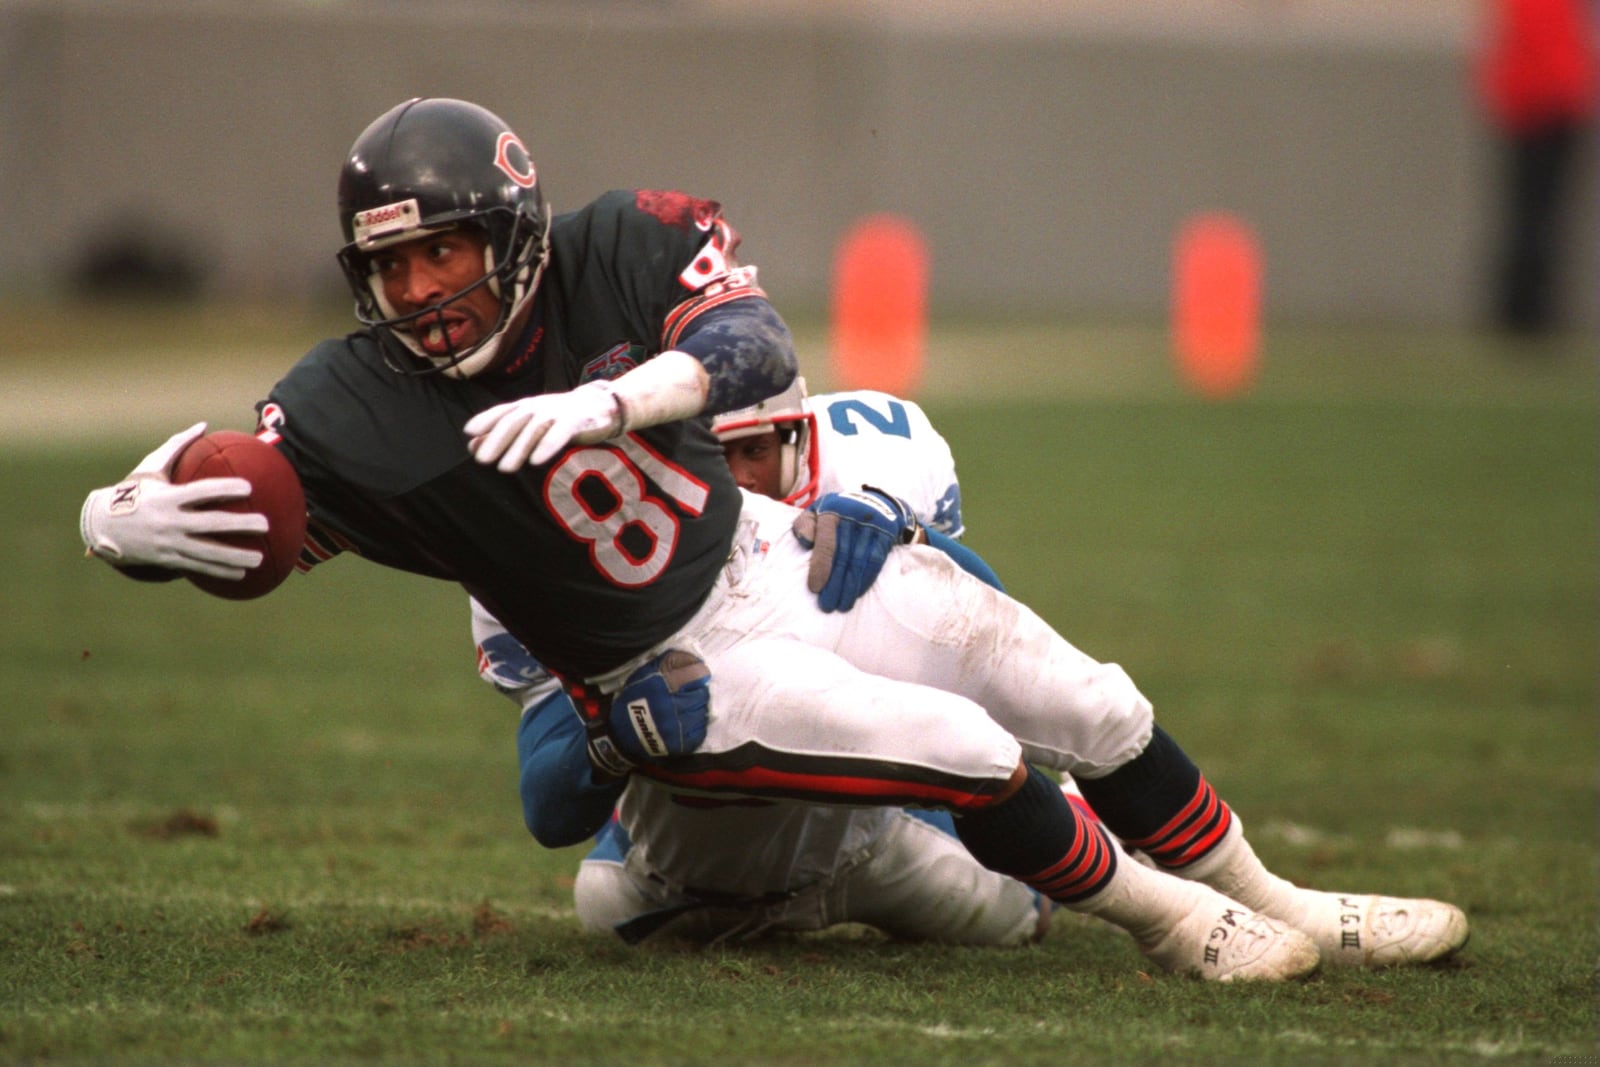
[336,98,549,377]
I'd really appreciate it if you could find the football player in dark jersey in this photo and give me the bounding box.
[80,97,1467,981]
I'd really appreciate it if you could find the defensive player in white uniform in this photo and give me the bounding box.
[475,378,1096,944]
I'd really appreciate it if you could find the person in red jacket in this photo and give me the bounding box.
[1475,0,1597,334]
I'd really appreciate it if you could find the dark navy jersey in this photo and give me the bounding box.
[259,190,759,679]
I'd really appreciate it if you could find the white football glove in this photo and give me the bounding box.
[79,421,268,580]
[464,381,624,471]
[464,352,712,472]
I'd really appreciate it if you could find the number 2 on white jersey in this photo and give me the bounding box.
[825,397,911,439]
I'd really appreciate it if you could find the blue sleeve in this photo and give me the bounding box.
[923,528,1005,593]
[671,296,797,414]
[516,689,627,848]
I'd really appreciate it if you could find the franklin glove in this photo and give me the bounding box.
[79,422,268,580]
[582,650,712,777]
[792,486,921,613]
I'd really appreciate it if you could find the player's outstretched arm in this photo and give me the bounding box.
[669,296,796,416]
[465,351,709,470]
[464,298,796,470]
[79,422,268,580]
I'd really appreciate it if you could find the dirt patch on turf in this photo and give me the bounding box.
[131,809,221,840]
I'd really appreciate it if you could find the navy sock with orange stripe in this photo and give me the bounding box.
[1075,726,1234,871]
[954,764,1118,903]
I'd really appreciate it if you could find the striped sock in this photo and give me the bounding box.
[955,765,1118,903]
[1076,725,1234,871]
[1124,777,1234,870]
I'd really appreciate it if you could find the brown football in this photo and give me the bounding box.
[170,430,307,600]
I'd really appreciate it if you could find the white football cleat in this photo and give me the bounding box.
[1139,887,1323,983]
[1172,818,1470,969]
[1078,848,1321,982]
[1289,892,1469,967]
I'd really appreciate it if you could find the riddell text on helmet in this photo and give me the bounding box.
[353,199,422,247]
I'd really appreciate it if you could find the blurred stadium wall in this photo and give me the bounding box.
[1,0,1593,328]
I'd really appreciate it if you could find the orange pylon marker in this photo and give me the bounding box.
[1171,213,1262,398]
[830,214,929,396]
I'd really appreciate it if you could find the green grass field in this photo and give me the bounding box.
[2,310,1595,1063]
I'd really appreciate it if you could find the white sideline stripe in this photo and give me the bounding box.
[1273,1029,1571,1059]
[0,353,282,444]
[11,1000,1574,1059]
[809,1019,1565,1059]
[1257,819,1465,851]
